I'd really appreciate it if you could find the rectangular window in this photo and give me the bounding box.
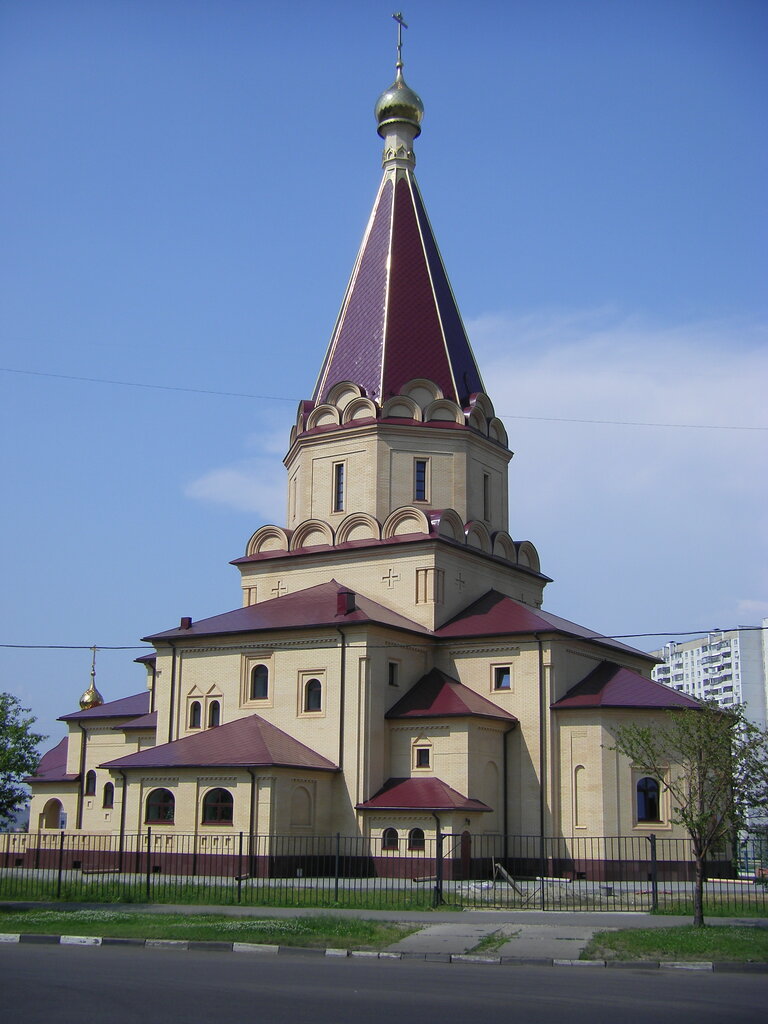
[414,459,428,501]
[483,473,491,521]
[333,463,344,512]
[388,662,399,687]
[494,666,511,690]
[415,747,430,768]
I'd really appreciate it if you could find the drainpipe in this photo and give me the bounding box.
[118,770,128,870]
[148,659,157,714]
[502,722,516,863]
[166,640,177,744]
[432,812,443,907]
[247,768,257,877]
[75,722,87,829]
[336,627,347,771]
[534,634,547,840]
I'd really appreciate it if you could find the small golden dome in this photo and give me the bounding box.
[375,65,424,137]
[79,680,104,710]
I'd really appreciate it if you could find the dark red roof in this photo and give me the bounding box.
[144,580,429,642]
[436,590,650,659]
[386,668,517,722]
[60,691,150,722]
[313,174,484,407]
[101,714,338,772]
[357,777,490,812]
[552,661,702,710]
[116,712,157,732]
[24,737,78,784]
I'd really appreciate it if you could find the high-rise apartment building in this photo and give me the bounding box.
[651,620,768,731]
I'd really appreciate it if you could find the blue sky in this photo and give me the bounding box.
[1,0,766,748]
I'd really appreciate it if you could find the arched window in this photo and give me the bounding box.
[636,777,661,822]
[304,678,322,712]
[102,782,114,809]
[208,700,221,727]
[408,828,425,851]
[146,788,175,823]
[382,827,399,850]
[202,788,234,824]
[189,701,201,728]
[250,664,269,700]
[84,770,96,796]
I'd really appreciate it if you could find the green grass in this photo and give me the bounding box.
[0,908,417,949]
[652,900,768,918]
[0,879,439,911]
[582,926,768,963]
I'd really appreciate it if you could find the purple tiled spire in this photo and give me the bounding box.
[313,104,484,408]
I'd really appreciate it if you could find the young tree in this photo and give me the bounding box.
[0,693,46,828]
[613,701,768,927]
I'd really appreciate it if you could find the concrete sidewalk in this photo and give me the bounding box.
[4,901,766,960]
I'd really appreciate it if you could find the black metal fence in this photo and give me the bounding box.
[1,829,767,912]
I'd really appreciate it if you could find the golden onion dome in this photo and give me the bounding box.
[79,681,104,710]
[375,65,424,137]
[79,662,104,710]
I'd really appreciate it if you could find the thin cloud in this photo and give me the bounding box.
[185,460,285,520]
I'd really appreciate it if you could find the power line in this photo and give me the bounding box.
[2,625,766,653]
[2,366,766,432]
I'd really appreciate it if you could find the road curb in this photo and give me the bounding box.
[1,932,766,972]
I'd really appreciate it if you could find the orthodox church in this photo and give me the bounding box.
[27,48,697,854]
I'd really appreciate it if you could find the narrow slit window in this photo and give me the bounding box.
[414,459,427,501]
[333,463,345,512]
[483,473,491,521]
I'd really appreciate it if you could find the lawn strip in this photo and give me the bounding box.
[582,926,768,963]
[0,908,415,949]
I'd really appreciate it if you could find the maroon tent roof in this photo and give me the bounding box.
[60,691,150,722]
[144,579,429,642]
[312,173,484,408]
[101,714,338,772]
[436,590,651,660]
[24,737,78,784]
[552,661,702,710]
[357,776,490,812]
[386,668,517,723]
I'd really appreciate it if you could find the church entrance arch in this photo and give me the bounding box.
[41,798,64,829]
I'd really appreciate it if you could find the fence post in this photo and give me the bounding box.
[56,830,65,899]
[145,827,152,902]
[649,833,658,912]
[433,831,444,907]
[334,833,340,903]
[237,832,243,903]
[539,834,546,911]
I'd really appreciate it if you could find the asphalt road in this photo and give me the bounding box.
[2,944,766,1024]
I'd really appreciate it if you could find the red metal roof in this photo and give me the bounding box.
[101,714,338,772]
[313,173,484,407]
[24,737,78,784]
[144,579,429,642]
[386,668,517,722]
[116,711,157,732]
[436,590,651,659]
[357,776,490,812]
[552,661,702,710]
[60,691,150,722]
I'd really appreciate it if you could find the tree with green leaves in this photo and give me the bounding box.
[0,693,45,828]
[613,700,768,926]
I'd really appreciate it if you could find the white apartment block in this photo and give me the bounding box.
[651,618,768,731]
